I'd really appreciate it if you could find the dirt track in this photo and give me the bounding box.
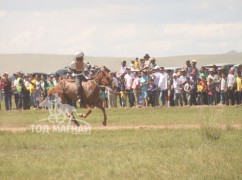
[0,124,241,132]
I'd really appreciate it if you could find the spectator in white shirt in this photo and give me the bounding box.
[227,69,236,105]
[12,73,19,109]
[152,66,161,106]
[184,77,192,106]
[173,73,183,106]
[124,67,134,107]
[130,60,135,71]
[131,72,140,106]
[207,68,215,80]
[118,60,127,78]
[179,69,187,105]
[158,67,168,106]
[220,73,227,105]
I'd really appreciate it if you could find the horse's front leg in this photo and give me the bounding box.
[95,105,107,126]
[79,105,92,118]
[69,112,80,126]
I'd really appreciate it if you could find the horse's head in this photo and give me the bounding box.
[95,66,113,87]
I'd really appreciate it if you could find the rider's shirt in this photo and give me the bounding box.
[70,61,87,77]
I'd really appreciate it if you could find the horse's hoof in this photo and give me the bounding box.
[103,121,107,126]
[80,114,87,118]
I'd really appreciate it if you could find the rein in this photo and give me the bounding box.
[93,70,105,87]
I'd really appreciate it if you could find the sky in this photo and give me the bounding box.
[0,0,242,57]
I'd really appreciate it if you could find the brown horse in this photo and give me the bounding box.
[48,66,112,126]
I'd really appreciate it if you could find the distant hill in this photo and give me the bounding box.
[0,53,241,75]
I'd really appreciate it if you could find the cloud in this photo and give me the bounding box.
[0,10,6,18]
[0,1,242,56]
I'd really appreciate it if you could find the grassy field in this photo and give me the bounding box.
[0,107,242,179]
[0,129,242,179]
[0,106,241,127]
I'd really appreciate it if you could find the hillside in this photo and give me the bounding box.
[0,53,241,75]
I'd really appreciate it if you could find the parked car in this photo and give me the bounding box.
[232,64,242,76]
[55,67,69,76]
[164,67,182,74]
[32,72,48,79]
[204,63,235,74]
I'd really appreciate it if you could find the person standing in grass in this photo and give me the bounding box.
[179,69,187,106]
[190,71,198,106]
[158,67,168,106]
[40,75,48,100]
[124,67,134,107]
[107,85,117,108]
[16,72,25,110]
[131,72,140,106]
[148,79,157,107]
[23,74,31,110]
[35,75,42,109]
[140,71,149,107]
[47,76,55,89]
[117,77,126,107]
[29,74,37,108]
[196,78,203,105]
[12,73,19,109]
[214,68,222,105]
[235,73,242,105]
[2,72,12,110]
[184,77,192,106]
[47,75,55,101]
[153,66,161,106]
[220,73,227,105]
[207,78,215,105]
[100,86,107,108]
[173,73,183,106]
[120,86,127,107]
[227,69,236,106]
[197,75,207,105]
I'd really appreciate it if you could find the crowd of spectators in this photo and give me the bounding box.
[0,54,241,110]
[105,54,242,108]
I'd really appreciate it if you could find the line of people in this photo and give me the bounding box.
[0,72,60,110]
[101,55,242,108]
[1,54,241,110]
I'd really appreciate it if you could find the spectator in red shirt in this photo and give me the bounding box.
[2,72,12,110]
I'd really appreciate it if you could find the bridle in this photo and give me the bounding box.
[93,68,112,87]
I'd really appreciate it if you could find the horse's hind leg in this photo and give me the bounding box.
[63,95,80,126]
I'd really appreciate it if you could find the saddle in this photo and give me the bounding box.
[65,79,75,82]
